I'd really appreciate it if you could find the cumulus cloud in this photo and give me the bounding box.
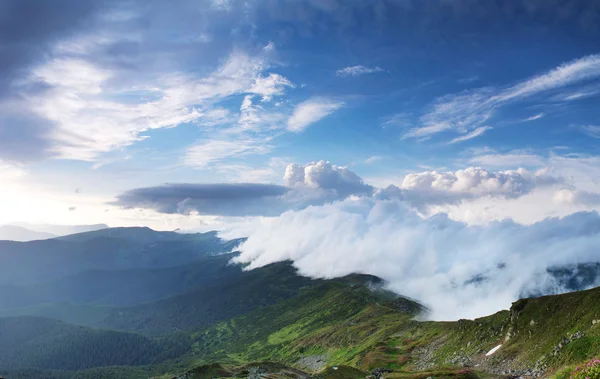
[284,161,374,197]
[336,65,384,77]
[115,162,563,218]
[554,189,600,206]
[287,98,343,132]
[231,198,600,320]
[379,167,560,210]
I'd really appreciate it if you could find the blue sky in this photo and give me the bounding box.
[1,0,600,230]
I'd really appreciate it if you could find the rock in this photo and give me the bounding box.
[371,367,393,379]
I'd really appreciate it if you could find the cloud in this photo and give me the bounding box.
[114,161,373,216]
[448,126,491,144]
[287,98,343,132]
[0,0,107,97]
[184,138,273,168]
[554,189,600,206]
[113,183,290,216]
[390,166,560,210]
[248,73,294,101]
[405,54,600,141]
[231,198,600,320]
[468,151,546,167]
[577,125,600,138]
[0,161,26,180]
[116,160,562,218]
[2,31,289,162]
[523,113,545,122]
[284,161,374,197]
[336,65,384,77]
[365,156,383,164]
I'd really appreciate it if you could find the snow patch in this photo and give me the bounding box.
[485,344,502,356]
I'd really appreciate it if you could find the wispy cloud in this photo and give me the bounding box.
[468,151,545,167]
[522,113,545,122]
[365,155,383,164]
[336,65,384,77]
[577,125,600,138]
[405,54,600,141]
[11,41,288,162]
[381,112,412,128]
[448,126,492,144]
[184,138,272,168]
[287,98,344,132]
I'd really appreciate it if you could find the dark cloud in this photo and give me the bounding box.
[113,183,293,217]
[0,0,110,97]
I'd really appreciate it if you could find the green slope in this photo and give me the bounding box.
[4,260,600,379]
[99,261,322,335]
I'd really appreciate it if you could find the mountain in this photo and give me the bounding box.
[2,226,600,379]
[0,225,55,241]
[0,227,240,286]
[98,261,323,335]
[2,260,600,378]
[0,253,241,310]
[9,222,109,237]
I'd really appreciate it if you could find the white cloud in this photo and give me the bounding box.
[523,113,545,122]
[0,161,26,181]
[248,73,294,101]
[577,125,600,138]
[287,98,343,132]
[336,65,384,77]
[18,43,290,161]
[391,166,560,211]
[184,138,272,168]
[448,126,491,144]
[468,152,545,167]
[406,54,600,141]
[365,156,383,164]
[284,161,374,197]
[232,197,600,320]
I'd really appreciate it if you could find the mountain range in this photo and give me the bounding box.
[0,227,599,379]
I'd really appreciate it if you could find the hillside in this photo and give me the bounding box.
[1,227,600,379]
[99,261,323,335]
[3,266,600,379]
[0,316,190,371]
[168,284,600,379]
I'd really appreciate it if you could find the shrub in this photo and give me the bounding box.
[570,358,600,379]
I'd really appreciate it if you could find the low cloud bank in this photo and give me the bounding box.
[230,197,600,320]
[114,162,559,217]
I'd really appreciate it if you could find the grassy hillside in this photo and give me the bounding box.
[99,262,321,335]
[3,253,600,379]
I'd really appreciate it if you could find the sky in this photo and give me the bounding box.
[2,0,600,318]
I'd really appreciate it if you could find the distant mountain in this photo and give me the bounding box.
[10,222,109,237]
[0,225,55,241]
[0,253,242,310]
[0,227,240,286]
